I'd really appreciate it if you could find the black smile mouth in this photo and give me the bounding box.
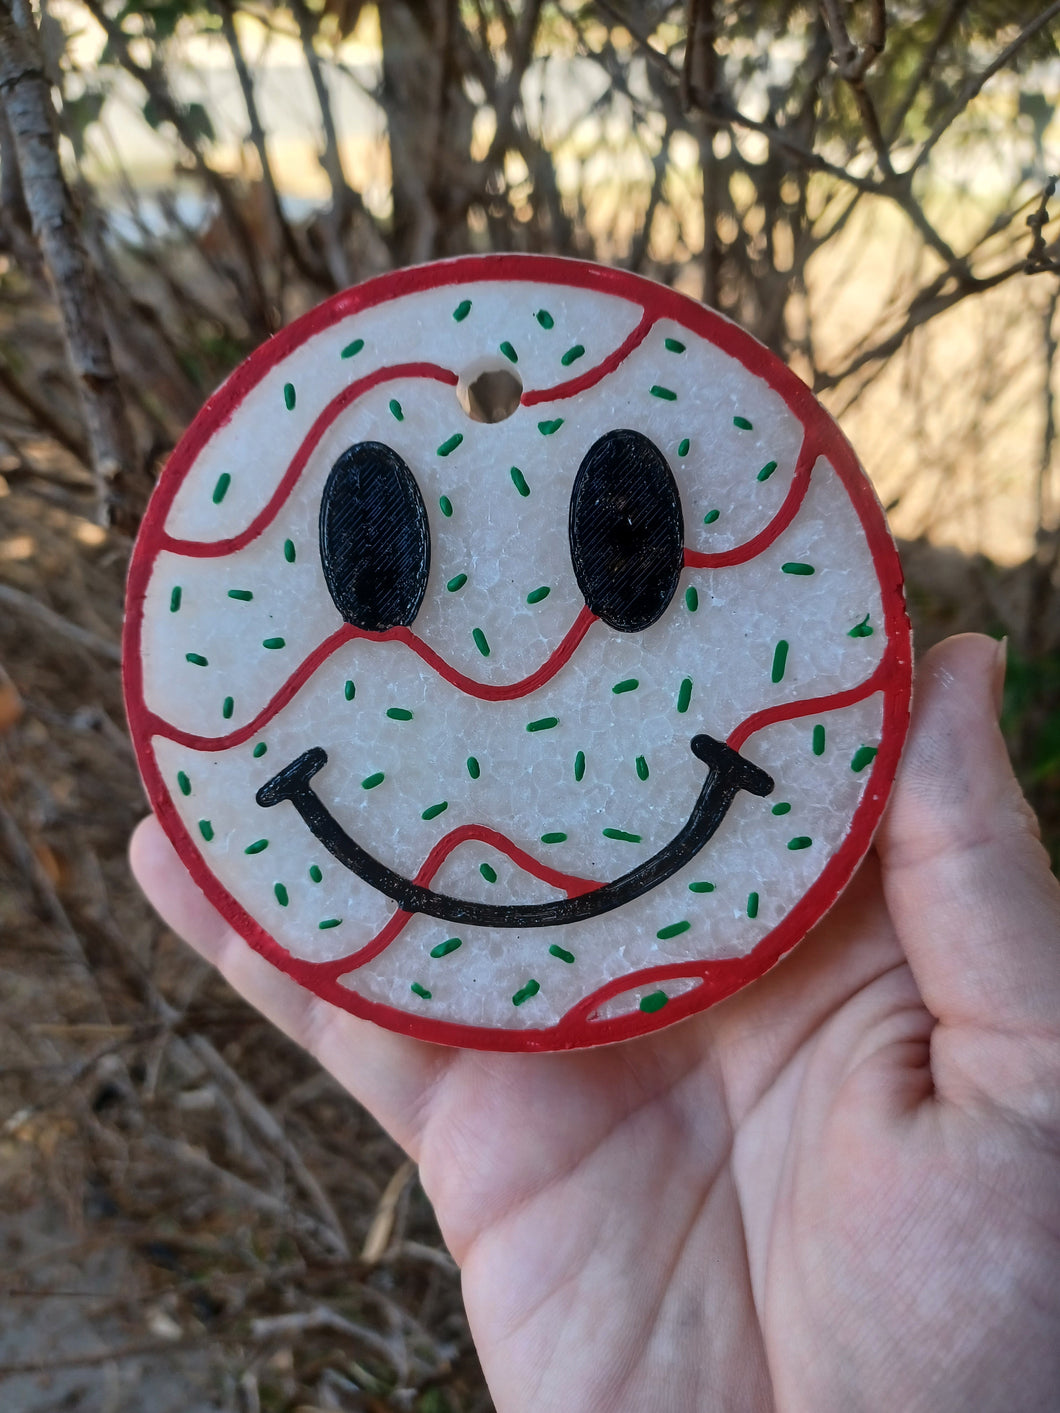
[255,736,774,928]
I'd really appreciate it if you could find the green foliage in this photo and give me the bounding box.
[61,86,105,160]
[1002,647,1060,786]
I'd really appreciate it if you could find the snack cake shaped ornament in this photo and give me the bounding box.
[124,255,912,1051]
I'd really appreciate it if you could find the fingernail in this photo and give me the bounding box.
[992,636,1007,718]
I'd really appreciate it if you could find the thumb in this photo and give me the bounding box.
[876,633,1060,1040]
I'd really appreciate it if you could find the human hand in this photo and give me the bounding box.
[130,634,1060,1413]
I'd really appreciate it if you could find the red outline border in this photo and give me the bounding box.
[124,254,912,1053]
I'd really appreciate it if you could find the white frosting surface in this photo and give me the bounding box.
[135,270,900,1037]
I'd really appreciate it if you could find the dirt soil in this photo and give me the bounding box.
[0,473,490,1412]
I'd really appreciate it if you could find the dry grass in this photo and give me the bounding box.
[0,474,490,1411]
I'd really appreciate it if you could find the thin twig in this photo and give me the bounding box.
[913,1,1060,174]
[0,581,122,663]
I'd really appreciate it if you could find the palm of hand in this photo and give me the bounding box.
[131,637,1060,1413]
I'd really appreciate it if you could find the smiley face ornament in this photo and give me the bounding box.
[124,255,912,1051]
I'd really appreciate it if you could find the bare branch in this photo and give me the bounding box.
[0,347,89,461]
[0,581,122,663]
[885,0,969,144]
[1026,176,1060,275]
[912,0,1060,174]
[214,0,330,290]
[815,258,1027,394]
[80,0,275,336]
[0,0,144,528]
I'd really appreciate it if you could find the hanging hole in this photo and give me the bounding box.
[456,360,523,423]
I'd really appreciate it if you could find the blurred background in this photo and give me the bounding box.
[0,2,1058,1409]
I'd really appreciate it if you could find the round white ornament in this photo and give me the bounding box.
[125,256,911,1050]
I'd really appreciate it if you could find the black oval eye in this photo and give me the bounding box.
[319,441,430,631]
[568,428,684,632]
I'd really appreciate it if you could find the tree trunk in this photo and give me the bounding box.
[0,0,145,529]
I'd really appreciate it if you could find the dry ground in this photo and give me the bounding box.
[0,473,490,1412]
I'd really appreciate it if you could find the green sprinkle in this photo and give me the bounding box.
[703,509,720,524]
[472,627,490,657]
[186,653,208,667]
[734,415,753,430]
[318,918,341,929]
[747,891,759,918]
[527,585,550,604]
[480,862,497,883]
[283,539,296,563]
[411,982,432,1000]
[657,920,690,939]
[222,695,234,720]
[422,801,449,820]
[678,437,690,457]
[561,343,585,366]
[788,836,813,850]
[771,802,791,815]
[252,742,267,758]
[851,745,878,773]
[228,588,253,601]
[538,418,563,435]
[170,586,182,612]
[527,716,558,732]
[849,613,874,637]
[603,828,641,843]
[198,819,214,841]
[574,750,585,781]
[640,990,669,1013]
[535,309,554,329]
[387,708,414,721]
[510,466,531,497]
[244,839,268,855]
[274,882,288,906]
[636,755,649,781]
[757,460,778,482]
[437,433,463,457]
[431,937,462,958]
[466,756,481,779]
[685,586,698,612]
[389,398,404,421]
[512,979,540,1006]
[177,771,191,796]
[309,864,323,883]
[782,562,815,575]
[650,384,677,400]
[361,771,385,789]
[688,881,715,893]
[344,679,355,701]
[549,944,575,963]
[541,831,568,844]
[262,637,285,650]
[499,340,518,363]
[447,573,468,592]
[812,724,826,756]
[212,472,231,504]
[665,337,686,353]
[453,299,472,321]
[439,495,453,517]
[612,678,639,694]
[771,640,789,683]
[283,382,296,411]
[340,337,364,359]
[677,677,693,713]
